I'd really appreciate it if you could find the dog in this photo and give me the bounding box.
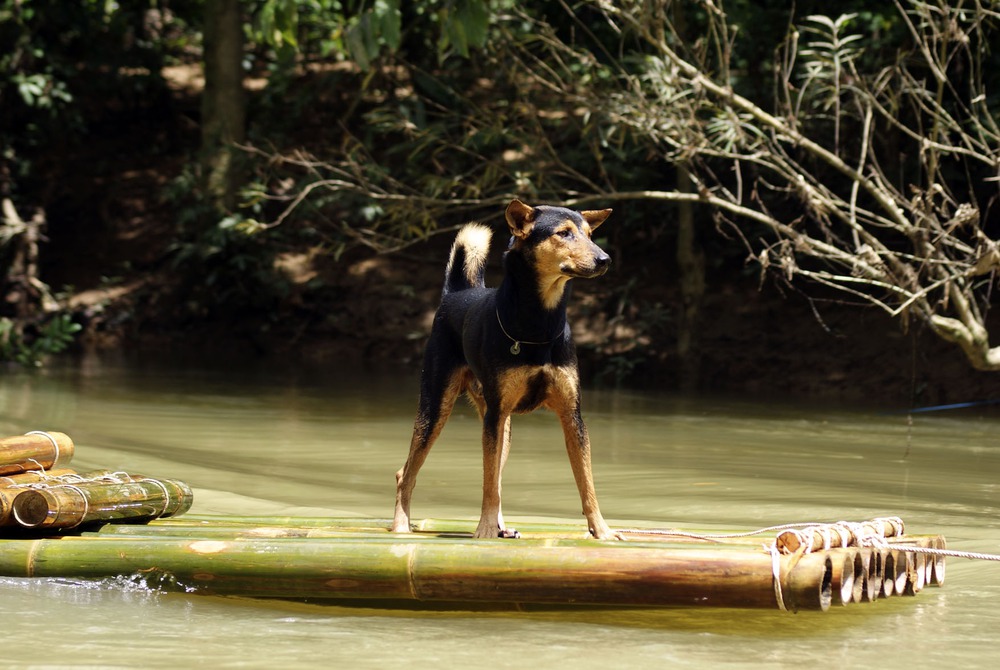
[391,199,616,539]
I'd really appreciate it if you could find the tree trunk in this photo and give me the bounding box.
[669,3,705,392]
[675,163,705,391]
[201,0,246,212]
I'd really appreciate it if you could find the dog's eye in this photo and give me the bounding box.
[557,229,574,239]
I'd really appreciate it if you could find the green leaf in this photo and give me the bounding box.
[345,17,372,70]
[375,0,402,51]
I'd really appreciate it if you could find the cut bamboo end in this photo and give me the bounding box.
[928,536,947,585]
[860,549,879,602]
[904,551,925,595]
[848,550,865,604]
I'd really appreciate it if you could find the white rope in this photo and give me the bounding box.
[142,477,173,516]
[24,430,59,468]
[58,484,91,528]
[769,544,788,611]
[892,545,1000,562]
[616,521,833,542]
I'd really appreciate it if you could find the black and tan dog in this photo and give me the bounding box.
[392,199,616,539]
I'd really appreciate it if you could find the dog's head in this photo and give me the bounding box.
[505,199,612,279]
[504,199,612,309]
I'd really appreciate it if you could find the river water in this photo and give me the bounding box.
[1,357,998,668]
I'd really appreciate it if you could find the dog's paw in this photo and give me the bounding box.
[589,524,621,541]
[472,522,496,539]
[390,518,412,533]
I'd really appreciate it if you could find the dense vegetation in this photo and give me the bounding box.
[2,1,999,402]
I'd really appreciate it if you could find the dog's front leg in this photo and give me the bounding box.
[558,409,615,540]
[496,414,512,531]
[474,410,513,539]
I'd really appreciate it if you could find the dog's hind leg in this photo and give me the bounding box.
[496,415,513,534]
[392,365,468,533]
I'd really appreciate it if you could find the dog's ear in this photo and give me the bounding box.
[581,208,612,230]
[506,199,535,239]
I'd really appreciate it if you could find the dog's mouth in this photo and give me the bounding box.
[561,263,610,279]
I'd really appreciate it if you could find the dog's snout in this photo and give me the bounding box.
[594,250,611,270]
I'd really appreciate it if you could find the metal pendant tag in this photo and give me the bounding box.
[510,341,521,355]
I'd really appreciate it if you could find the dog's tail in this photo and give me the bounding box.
[442,223,491,296]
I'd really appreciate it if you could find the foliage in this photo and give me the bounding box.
[0,314,81,367]
[607,0,1000,370]
[252,0,1000,373]
[0,0,195,365]
[0,0,182,180]
[251,0,491,70]
[4,0,1000,380]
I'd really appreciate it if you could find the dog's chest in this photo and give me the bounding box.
[497,365,577,415]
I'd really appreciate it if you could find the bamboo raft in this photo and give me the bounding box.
[0,432,947,612]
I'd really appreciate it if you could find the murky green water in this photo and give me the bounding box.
[1,356,999,668]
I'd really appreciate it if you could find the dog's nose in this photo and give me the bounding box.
[594,252,611,270]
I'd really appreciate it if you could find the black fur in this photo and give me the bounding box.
[392,199,617,540]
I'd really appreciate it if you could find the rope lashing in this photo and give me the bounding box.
[24,431,60,469]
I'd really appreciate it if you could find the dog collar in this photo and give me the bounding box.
[495,309,555,355]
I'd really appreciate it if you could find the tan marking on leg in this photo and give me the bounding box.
[485,365,613,539]
[474,410,509,539]
[545,366,614,539]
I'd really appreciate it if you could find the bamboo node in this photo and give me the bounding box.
[189,540,229,554]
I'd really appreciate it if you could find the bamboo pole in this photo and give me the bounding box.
[86,523,757,548]
[145,515,901,543]
[123,516,946,554]
[0,468,77,487]
[120,476,194,519]
[0,534,838,611]
[11,478,193,529]
[774,518,905,554]
[0,432,74,475]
